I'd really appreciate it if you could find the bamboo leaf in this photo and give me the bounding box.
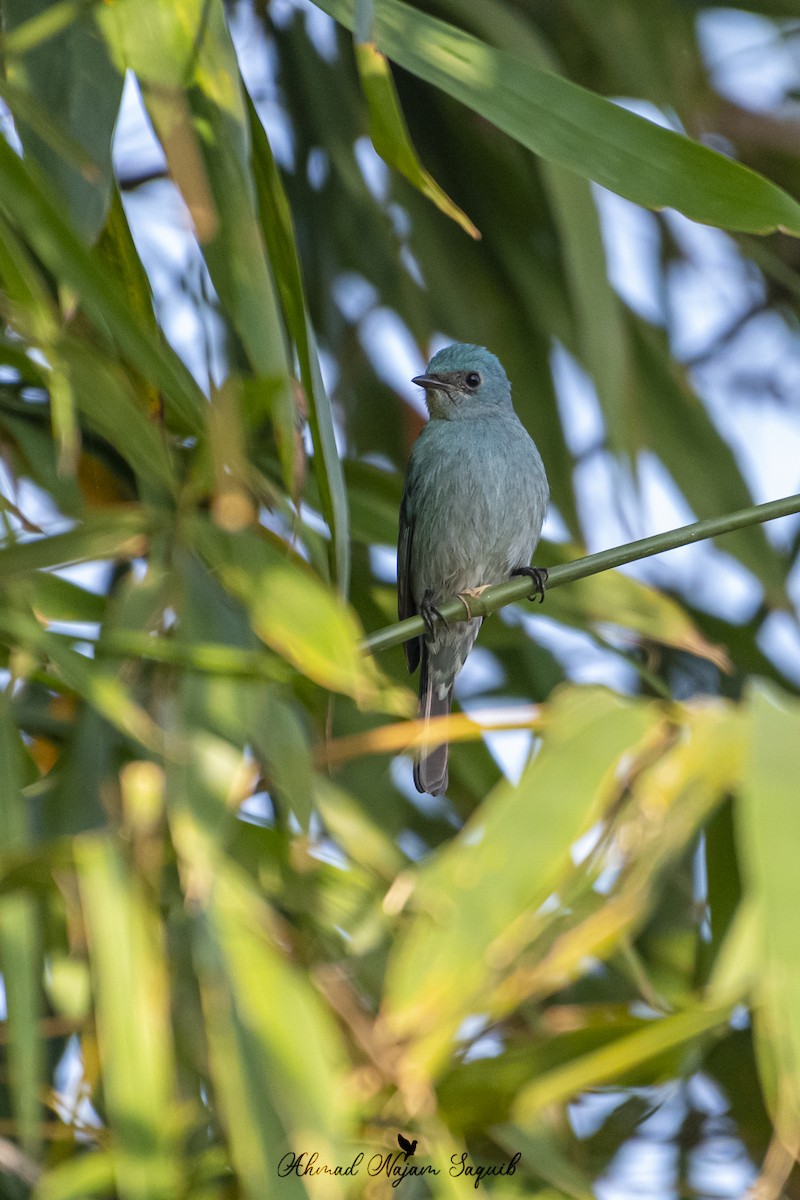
[94,188,163,420]
[541,541,731,670]
[3,0,88,57]
[193,520,398,707]
[0,208,81,469]
[0,693,42,1155]
[354,41,479,239]
[247,93,351,591]
[251,693,315,830]
[75,835,181,1200]
[0,611,163,751]
[58,342,177,500]
[0,508,154,577]
[0,897,45,1155]
[514,1004,733,1121]
[438,0,632,433]
[542,164,632,440]
[490,702,744,1017]
[315,0,800,236]
[628,318,789,606]
[34,1151,116,1200]
[192,863,348,1199]
[24,573,106,625]
[384,687,657,1076]
[737,682,800,1133]
[97,0,298,492]
[0,136,206,433]
[3,0,123,242]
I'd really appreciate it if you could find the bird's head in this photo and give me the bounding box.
[412,343,512,420]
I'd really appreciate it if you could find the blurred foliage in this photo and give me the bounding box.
[0,0,799,1197]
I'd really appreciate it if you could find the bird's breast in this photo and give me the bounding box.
[409,417,548,602]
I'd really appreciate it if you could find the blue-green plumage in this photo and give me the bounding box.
[398,344,549,794]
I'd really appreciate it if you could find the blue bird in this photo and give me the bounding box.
[398,344,549,795]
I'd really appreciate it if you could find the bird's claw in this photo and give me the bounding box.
[421,589,447,636]
[511,565,548,603]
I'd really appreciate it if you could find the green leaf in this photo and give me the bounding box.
[443,0,631,427]
[2,0,88,57]
[707,898,760,1009]
[0,610,162,751]
[36,706,116,839]
[0,507,154,576]
[0,208,81,469]
[0,398,84,517]
[565,0,704,111]
[542,164,632,439]
[192,863,347,1199]
[315,777,405,880]
[58,341,176,500]
[23,571,106,625]
[540,540,731,670]
[251,693,315,830]
[94,187,165,421]
[0,693,42,1155]
[384,687,657,1076]
[99,631,291,682]
[97,0,298,493]
[486,702,744,1017]
[629,318,789,607]
[251,566,383,701]
[737,682,800,1132]
[0,77,101,219]
[439,1012,640,1136]
[513,1003,733,1121]
[75,835,182,1200]
[35,1150,117,1200]
[341,459,401,546]
[3,0,123,242]
[315,0,800,236]
[193,520,396,707]
[0,135,206,433]
[247,93,351,592]
[494,1124,610,1200]
[0,895,43,1153]
[354,40,479,239]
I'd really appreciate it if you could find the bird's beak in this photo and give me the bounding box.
[412,373,444,391]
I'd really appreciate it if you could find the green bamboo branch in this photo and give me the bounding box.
[363,492,800,656]
[97,631,293,680]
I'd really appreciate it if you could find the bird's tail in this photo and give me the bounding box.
[413,646,452,796]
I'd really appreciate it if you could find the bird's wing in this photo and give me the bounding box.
[398,474,420,674]
[398,1135,411,1154]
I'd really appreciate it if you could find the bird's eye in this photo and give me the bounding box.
[465,372,481,389]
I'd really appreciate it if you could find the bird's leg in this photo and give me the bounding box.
[420,588,447,636]
[456,584,490,619]
[511,565,548,604]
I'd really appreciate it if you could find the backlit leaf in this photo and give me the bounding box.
[316,0,800,235]
[384,687,657,1076]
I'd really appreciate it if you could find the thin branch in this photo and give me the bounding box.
[117,167,170,191]
[362,492,800,657]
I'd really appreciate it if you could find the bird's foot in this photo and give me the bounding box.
[511,565,548,604]
[421,589,447,636]
[456,584,490,620]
